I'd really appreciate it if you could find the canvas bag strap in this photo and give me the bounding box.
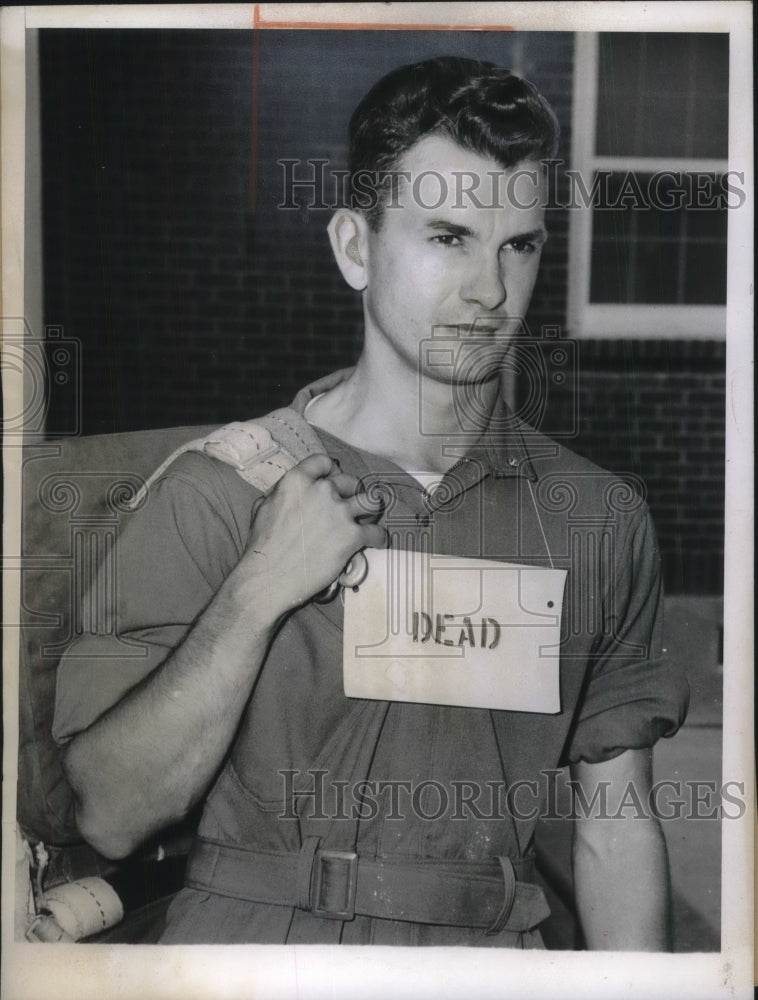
[125,407,327,510]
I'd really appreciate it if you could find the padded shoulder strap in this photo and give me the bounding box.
[126,408,326,509]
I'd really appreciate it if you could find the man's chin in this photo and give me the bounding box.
[452,347,510,386]
[417,323,517,388]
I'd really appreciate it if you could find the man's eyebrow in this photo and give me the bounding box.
[509,227,549,244]
[425,220,475,237]
[424,220,549,244]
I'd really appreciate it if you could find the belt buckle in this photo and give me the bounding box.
[311,849,358,920]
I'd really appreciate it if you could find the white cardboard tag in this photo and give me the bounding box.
[343,548,566,712]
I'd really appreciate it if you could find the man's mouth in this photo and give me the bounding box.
[457,318,517,338]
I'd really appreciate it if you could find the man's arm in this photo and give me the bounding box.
[570,747,673,951]
[62,454,384,860]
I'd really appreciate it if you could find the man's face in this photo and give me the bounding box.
[362,135,547,386]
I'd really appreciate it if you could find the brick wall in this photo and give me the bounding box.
[39,29,724,593]
[531,338,726,594]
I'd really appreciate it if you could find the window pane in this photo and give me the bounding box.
[589,172,727,305]
[590,238,682,304]
[596,33,729,159]
[683,244,728,304]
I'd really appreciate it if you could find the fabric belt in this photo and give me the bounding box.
[186,837,550,934]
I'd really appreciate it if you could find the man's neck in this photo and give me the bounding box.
[305,344,500,475]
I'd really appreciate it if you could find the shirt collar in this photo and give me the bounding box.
[290,369,538,488]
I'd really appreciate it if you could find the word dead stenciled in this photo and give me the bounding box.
[412,611,502,649]
[344,549,566,712]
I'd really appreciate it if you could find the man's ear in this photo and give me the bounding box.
[327,209,369,291]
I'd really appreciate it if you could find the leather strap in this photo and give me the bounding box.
[186,837,550,932]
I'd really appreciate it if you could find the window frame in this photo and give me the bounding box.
[567,32,728,339]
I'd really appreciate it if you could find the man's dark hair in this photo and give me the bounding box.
[348,56,560,228]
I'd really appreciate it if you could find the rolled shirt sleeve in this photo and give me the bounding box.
[561,504,690,765]
[53,454,250,743]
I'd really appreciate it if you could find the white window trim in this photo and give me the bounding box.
[567,32,727,339]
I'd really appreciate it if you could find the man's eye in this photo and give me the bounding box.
[507,240,538,256]
[431,234,463,247]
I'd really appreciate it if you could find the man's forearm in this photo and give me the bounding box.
[572,814,673,951]
[63,554,283,859]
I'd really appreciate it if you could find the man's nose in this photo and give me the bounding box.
[461,255,507,311]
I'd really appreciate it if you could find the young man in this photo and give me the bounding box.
[54,57,688,948]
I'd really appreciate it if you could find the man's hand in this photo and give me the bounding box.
[235,453,385,615]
